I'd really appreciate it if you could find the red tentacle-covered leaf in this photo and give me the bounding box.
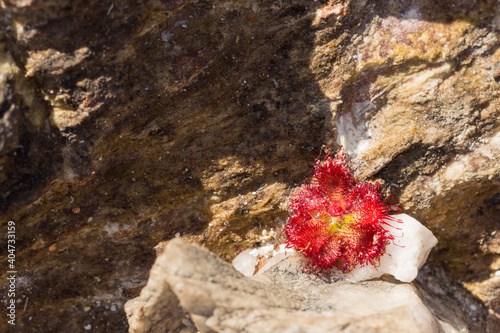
[284,147,400,273]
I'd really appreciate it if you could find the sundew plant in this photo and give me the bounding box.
[284,146,401,273]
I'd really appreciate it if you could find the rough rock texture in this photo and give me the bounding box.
[0,0,499,332]
[126,238,469,333]
[124,242,197,333]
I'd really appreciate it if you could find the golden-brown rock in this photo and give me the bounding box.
[0,0,499,331]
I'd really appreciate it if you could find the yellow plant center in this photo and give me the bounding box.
[329,214,355,234]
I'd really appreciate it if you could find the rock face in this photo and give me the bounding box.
[0,0,499,332]
[126,238,468,333]
[124,243,197,333]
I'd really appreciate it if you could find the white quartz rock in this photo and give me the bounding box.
[232,214,437,283]
[232,249,259,276]
[345,213,438,283]
[232,245,275,276]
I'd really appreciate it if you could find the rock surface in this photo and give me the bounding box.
[127,238,468,333]
[0,0,499,331]
[124,244,197,333]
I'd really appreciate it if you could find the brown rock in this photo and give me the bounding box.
[127,238,468,333]
[0,0,498,331]
[124,247,196,333]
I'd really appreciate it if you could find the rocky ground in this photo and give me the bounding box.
[126,238,469,333]
[0,0,499,332]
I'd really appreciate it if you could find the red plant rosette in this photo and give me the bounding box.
[284,147,400,273]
